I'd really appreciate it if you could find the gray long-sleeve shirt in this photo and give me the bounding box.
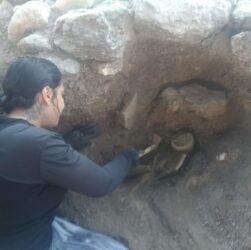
[0,115,138,250]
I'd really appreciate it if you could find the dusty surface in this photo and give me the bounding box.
[60,128,251,250]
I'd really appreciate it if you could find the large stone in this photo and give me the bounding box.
[41,55,81,76]
[53,1,134,62]
[132,0,231,44]
[148,83,229,136]
[232,0,251,30]
[53,0,102,13]
[8,1,50,42]
[18,33,53,54]
[0,0,13,20]
[231,31,251,68]
[179,84,228,119]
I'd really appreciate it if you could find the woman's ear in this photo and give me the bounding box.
[40,86,53,105]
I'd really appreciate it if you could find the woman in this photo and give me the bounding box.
[0,57,139,250]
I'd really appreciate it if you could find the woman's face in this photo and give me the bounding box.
[42,84,65,128]
[53,84,65,116]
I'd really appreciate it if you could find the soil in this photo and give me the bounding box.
[59,127,251,250]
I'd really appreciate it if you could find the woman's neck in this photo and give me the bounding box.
[8,109,42,127]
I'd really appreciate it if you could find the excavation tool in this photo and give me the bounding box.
[127,134,162,180]
[138,134,162,158]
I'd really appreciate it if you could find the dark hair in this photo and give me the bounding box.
[0,57,62,114]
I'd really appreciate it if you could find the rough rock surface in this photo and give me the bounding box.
[8,1,50,42]
[147,83,230,137]
[0,0,13,20]
[231,31,251,68]
[53,0,102,13]
[232,0,251,30]
[53,1,134,62]
[132,0,232,44]
[18,33,53,54]
[42,55,81,76]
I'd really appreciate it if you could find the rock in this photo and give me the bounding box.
[232,0,251,30]
[0,59,8,83]
[160,88,184,113]
[91,60,123,76]
[42,56,81,76]
[8,1,51,42]
[18,33,52,54]
[132,0,231,44]
[53,0,102,13]
[148,83,229,136]
[231,31,251,67]
[53,1,134,62]
[0,0,13,20]
[179,84,228,119]
[117,93,138,129]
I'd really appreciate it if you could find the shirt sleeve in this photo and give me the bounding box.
[39,133,138,197]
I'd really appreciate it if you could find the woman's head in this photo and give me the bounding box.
[0,57,65,128]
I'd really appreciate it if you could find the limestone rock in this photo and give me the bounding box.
[42,55,81,76]
[117,93,138,129]
[53,1,134,62]
[231,31,251,67]
[148,83,229,136]
[232,0,251,30]
[8,1,51,42]
[18,33,52,54]
[0,0,13,20]
[179,84,228,119]
[53,0,101,13]
[132,0,231,44]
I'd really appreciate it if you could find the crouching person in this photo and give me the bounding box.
[0,57,139,250]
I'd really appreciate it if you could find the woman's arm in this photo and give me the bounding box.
[40,133,139,197]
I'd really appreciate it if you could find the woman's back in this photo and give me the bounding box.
[0,115,66,250]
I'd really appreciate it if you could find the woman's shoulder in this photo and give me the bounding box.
[0,115,66,151]
[26,126,64,145]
